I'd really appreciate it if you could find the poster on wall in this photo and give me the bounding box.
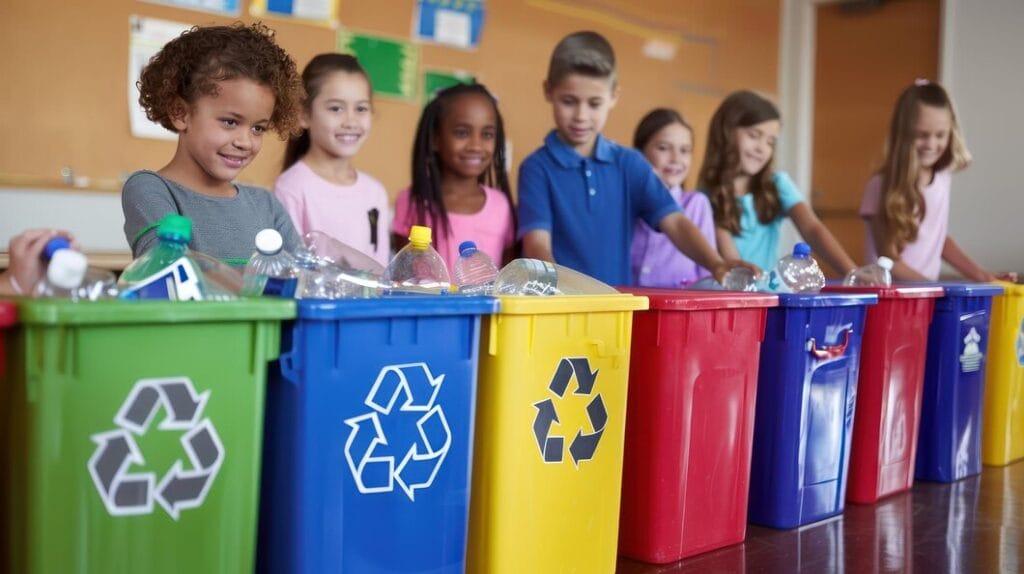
[413,0,485,50]
[140,0,240,16]
[337,30,420,101]
[249,0,340,27]
[423,70,475,103]
[128,15,192,141]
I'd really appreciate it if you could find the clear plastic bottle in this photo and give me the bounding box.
[241,229,300,298]
[843,256,894,287]
[493,258,618,296]
[32,237,118,300]
[453,241,498,295]
[118,214,205,301]
[188,248,242,300]
[384,225,451,294]
[304,230,386,276]
[302,231,386,298]
[34,248,88,300]
[773,242,826,293]
[721,267,765,292]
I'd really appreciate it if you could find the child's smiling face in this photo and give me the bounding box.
[643,122,694,189]
[732,119,780,178]
[545,73,619,157]
[304,71,373,161]
[434,92,497,181]
[172,77,275,191]
[914,103,952,170]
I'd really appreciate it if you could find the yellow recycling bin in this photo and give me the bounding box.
[982,281,1024,465]
[467,294,648,574]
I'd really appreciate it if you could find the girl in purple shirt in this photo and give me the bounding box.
[630,109,717,287]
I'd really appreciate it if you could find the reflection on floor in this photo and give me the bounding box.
[617,461,1022,573]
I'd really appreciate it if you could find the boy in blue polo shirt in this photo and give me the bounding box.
[518,31,756,285]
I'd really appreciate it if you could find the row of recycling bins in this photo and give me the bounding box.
[1,281,1022,572]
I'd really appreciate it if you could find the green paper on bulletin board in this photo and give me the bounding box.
[423,70,476,103]
[337,30,419,100]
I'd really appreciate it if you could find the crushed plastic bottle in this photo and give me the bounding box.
[843,256,894,287]
[188,248,242,301]
[241,229,300,298]
[453,241,498,294]
[301,232,386,298]
[721,267,765,292]
[773,242,826,293]
[118,215,205,301]
[384,225,451,294]
[493,258,618,296]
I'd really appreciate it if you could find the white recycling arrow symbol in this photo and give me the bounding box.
[343,363,451,501]
[87,377,224,520]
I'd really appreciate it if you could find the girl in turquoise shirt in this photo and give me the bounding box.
[699,90,857,275]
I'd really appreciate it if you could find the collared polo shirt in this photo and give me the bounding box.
[517,130,679,285]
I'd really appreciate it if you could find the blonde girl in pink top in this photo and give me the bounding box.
[392,83,515,274]
[860,80,1011,282]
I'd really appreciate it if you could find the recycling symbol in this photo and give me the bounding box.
[960,327,984,373]
[88,377,224,520]
[1017,318,1024,367]
[343,363,451,501]
[532,357,606,467]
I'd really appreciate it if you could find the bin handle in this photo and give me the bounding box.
[806,329,852,360]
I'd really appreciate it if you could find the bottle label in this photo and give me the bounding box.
[120,258,204,301]
[261,276,298,298]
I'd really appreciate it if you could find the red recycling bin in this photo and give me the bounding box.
[617,288,778,563]
[824,285,943,504]
[0,301,15,375]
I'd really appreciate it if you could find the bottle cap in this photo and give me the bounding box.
[156,214,193,243]
[255,229,284,255]
[877,256,894,270]
[409,225,432,249]
[458,241,478,256]
[47,250,87,290]
[792,242,812,259]
[42,237,72,261]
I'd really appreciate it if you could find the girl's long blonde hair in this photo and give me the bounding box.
[878,81,971,252]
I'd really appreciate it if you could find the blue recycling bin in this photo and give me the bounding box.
[748,292,877,529]
[257,296,498,574]
[916,283,1004,482]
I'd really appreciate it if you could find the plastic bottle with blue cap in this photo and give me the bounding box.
[453,240,498,294]
[772,242,826,293]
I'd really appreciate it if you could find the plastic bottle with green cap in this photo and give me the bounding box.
[384,225,451,293]
[118,214,207,300]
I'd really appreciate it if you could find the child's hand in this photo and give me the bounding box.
[995,271,1019,283]
[710,259,762,285]
[3,229,77,295]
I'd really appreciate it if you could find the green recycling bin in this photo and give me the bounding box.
[1,299,293,573]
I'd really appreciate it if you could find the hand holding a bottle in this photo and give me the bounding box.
[1,229,77,296]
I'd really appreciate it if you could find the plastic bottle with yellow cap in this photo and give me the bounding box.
[384,225,451,293]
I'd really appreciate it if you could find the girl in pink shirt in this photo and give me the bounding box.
[275,54,391,267]
[861,80,1008,282]
[392,83,515,274]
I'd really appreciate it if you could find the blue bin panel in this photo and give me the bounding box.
[916,284,1001,482]
[748,293,875,529]
[258,297,497,574]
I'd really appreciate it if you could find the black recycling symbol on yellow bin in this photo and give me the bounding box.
[532,357,607,467]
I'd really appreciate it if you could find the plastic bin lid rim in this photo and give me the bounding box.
[822,285,944,299]
[495,294,648,315]
[0,300,16,327]
[617,287,779,311]
[773,292,879,307]
[13,299,296,325]
[296,295,499,320]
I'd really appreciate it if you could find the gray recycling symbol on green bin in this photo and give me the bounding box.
[532,357,607,467]
[87,377,224,520]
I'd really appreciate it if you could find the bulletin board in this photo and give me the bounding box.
[0,0,780,200]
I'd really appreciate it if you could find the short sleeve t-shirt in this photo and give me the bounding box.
[631,186,716,287]
[860,171,951,280]
[724,171,805,271]
[274,160,391,267]
[392,186,515,276]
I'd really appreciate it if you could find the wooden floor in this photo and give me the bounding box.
[617,460,1023,573]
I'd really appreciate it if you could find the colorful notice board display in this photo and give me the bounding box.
[338,30,420,101]
[414,0,485,49]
